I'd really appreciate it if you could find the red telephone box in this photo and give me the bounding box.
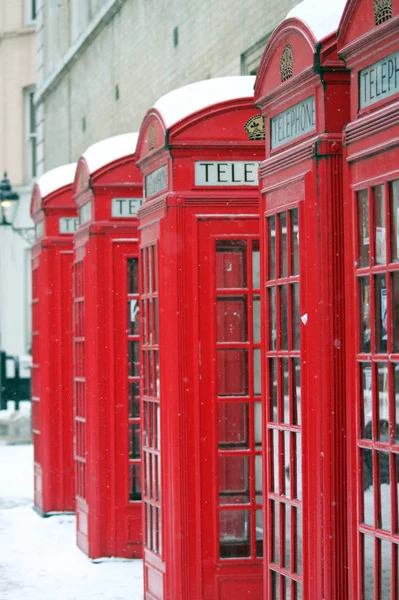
[338,2,399,598]
[136,76,264,600]
[254,4,350,599]
[30,163,78,516]
[72,133,143,558]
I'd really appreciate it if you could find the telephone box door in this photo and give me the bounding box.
[198,218,263,600]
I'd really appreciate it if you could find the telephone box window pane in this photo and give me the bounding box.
[394,365,399,444]
[219,510,250,558]
[284,504,291,569]
[359,277,371,353]
[392,272,399,352]
[373,185,386,265]
[269,358,278,422]
[280,285,288,349]
[360,363,372,439]
[128,299,140,335]
[291,208,299,276]
[377,363,389,440]
[296,507,302,575]
[268,216,276,280]
[280,212,287,278]
[256,509,263,557]
[363,534,375,599]
[390,179,399,262]
[127,258,139,294]
[253,295,261,343]
[216,241,247,289]
[254,349,261,395]
[154,297,159,344]
[362,448,374,524]
[129,423,141,459]
[128,341,140,377]
[255,455,262,503]
[141,300,147,344]
[271,500,279,564]
[375,275,387,353]
[377,451,391,531]
[358,189,370,267]
[252,240,260,288]
[147,247,153,293]
[129,464,141,501]
[292,283,300,350]
[216,297,248,342]
[293,358,301,426]
[217,349,248,396]
[282,358,289,424]
[295,433,302,501]
[128,381,140,418]
[269,287,277,350]
[254,402,262,450]
[271,428,279,493]
[380,540,391,598]
[217,402,249,449]
[218,456,250,504]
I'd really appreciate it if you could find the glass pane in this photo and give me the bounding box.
[128,299,140,335]
[358,189,370,267]
[360,363,373,439]
[216,241,247,289]
[127,258,139,294]
[360,277,371,353]
[284,430,291,498]
[296,508,302,575]
[218,456,250,504]
[153,246,158,292]
[252,240,260,288]
[271,500,280,564]
[128,381,140,418]
[394,365,399,444]
[280,285,288,350]
[293,358,301,426]
[217,402,249,448]
[217,349,248,396]
[128,341,140,377]
[254,349,261,396]
[129,423,141,459]
[390,179,399,262]
[377,363,389,439]
[296,433,302,501]
[363,534,374,600]
[396,455,399,533]
[374,185,386,265]
[292,283,300,350]
[280,212,287,278]
[255,455,262,504]
[219,510,250,558]
[129,464,141,501]
[268,216,276,280]
[269,358,278,422]
[271,428,279,493]
[291,208,299,276]
[362,448,374,525]
[253,295,260,343]
[254,402,262,450]
[375,275,388,353]
[216,296,247,342]
[283,358,289,424]
[380,540,391,598]
[269,287,277,350]
[154,297,159,344]
[256,509,263,557]
[141,300,147,344]
[284,505,291,569]
[141,249,148,294]
[392,272,399,352]
[377,451,391,531]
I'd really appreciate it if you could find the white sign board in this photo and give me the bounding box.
[195,161,260,186]
[112,198,142,217]
[271,96,316,150]
[145,165,168,198]
[59,217,78,234]
[79,201,92,225]
[359,50,399,109]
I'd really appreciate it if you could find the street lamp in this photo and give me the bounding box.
[0,172,34,244]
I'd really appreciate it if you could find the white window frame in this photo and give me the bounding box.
[25,87,37,182]
[24,0,37,26]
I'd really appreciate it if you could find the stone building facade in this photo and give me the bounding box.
[35,0,300,173]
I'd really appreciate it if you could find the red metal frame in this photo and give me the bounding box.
[338,2,399,598]
[72,139,143,558]
[255,17,351,600]
[30,168,77,515]
[136,83,264,600]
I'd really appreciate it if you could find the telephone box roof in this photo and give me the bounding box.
[35,163,77,199]
[153,76,256,128]
[82,132,139,175]
[286,0,347,41]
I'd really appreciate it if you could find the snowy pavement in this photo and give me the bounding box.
[0,443,144,600]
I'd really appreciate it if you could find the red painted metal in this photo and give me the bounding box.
[338,2,399,598]
[255,17,351,600]
[30,167,77,515]
[71,138,143,558]
[136,80,264,600]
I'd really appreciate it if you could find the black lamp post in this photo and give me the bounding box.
[0,171,34,243]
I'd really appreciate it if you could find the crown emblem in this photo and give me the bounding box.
[280,43,293,82]
[374,0,392,25]
[244,115,265,141]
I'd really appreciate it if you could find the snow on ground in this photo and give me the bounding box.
[0,442,144,600]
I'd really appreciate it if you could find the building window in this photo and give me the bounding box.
[25,88,37,181]
[241,33,272,76]
[25,0,37,25]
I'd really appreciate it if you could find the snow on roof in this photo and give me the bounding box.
[153,76,256,129]
[286,0,347,41]
[36,163,77,198]
[82,132,139,174]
